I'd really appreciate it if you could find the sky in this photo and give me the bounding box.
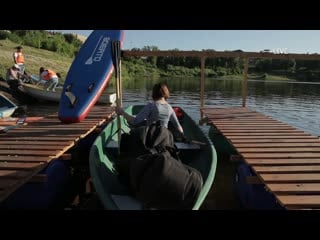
[55,30,320,54]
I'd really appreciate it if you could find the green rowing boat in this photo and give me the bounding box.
[89,105,217,210]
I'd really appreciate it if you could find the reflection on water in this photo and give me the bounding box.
[20,77,320,137]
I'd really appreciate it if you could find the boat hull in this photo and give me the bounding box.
[89,105,217,210]
[0,94,18,118]
[20,83,62,102]
[21,83,116,104]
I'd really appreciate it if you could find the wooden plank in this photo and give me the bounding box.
[20,126,98,130]
[211,118,276,122]
[276,195,320,208]
[242,153,320,158]
[0,149,61,156]
[0,136,79,141]
[210,116,271,120]
[233,143,320,147]
[0,190,4,199]
[223,132,308,136]
[260,173,320,183]
[268,183,320,194]
[0,141,71,146]
[255,165,320,173]
[0,170,31,178]
[212,123,289,126]
[213,119,279,122]
[237,147,320,153]
[0,179,18,189]
[220,129,303,133]
[246,158,320,166]
[228,135,319,142]
[0,167,46,203]
[22,122,102,127]
[0,107,114,204]
[211,115,271,119]
[8,129,89,134]
[201,107,252,114]
[207,112,264,118]
[0,145,68,150]
[204,109,259,114]
[0,156,51,162]
[219,125,296,131]
[230,138,320,143]
[5,132,93,140]
[33,120,104,125]
[0,162,45,170]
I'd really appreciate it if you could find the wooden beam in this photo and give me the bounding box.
[200,57,206,120]
[199,116,208,126]
[242,57,249,107]
[122,50,320,61]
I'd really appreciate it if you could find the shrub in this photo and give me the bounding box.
[0,30,10,40]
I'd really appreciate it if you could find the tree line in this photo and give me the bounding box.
[0,30,82,57]
[1,31,319,81]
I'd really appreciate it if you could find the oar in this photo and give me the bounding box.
[112,40,122,154]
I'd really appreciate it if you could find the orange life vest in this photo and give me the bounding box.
[43,69,56,81]
[15,52,24,64]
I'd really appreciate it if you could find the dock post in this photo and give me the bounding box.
[200,56,206,120]
[242,57,249,107]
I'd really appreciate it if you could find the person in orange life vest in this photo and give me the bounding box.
[13,46,25,75]
[36,67,60,92]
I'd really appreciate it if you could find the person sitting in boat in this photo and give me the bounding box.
[116,82,184,135]
[36,67,60,92]
[6,64,22,82]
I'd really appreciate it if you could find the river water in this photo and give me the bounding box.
[20,77,320,137]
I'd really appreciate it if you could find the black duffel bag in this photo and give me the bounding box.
[130,150,203,210]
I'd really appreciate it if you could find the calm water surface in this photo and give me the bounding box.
[22,77,320,137]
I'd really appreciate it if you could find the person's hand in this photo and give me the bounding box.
[175,132,187,142]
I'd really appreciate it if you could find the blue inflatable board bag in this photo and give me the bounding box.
[58,30,124,123]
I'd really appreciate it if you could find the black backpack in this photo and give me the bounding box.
[116,121,178,176]
[116,121,203,209]
[130,150,203,209]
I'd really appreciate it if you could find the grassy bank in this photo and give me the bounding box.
[0,39,73,82]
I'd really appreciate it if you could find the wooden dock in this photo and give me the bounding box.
[0,105,114,203]
[201,106,320,210]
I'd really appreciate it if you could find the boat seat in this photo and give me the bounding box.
[105,140,200,150]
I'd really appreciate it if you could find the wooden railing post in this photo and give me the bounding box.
[242,57,249,107]
[200,56,206,120]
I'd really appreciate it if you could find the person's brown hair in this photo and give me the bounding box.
[152,82,170,100]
